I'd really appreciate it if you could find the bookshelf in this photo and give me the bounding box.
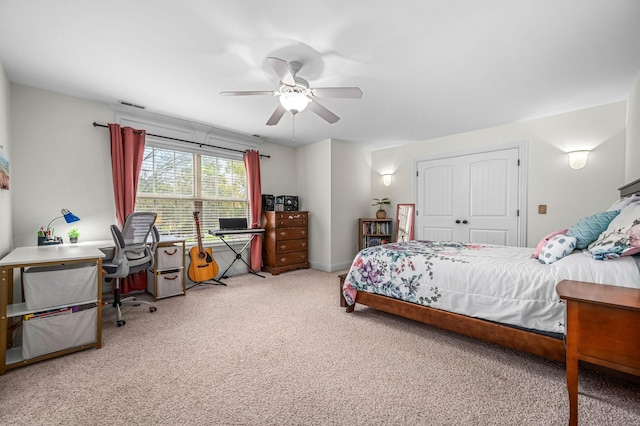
[359,218,393,250]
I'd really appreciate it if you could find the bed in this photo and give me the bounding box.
[340,180,640,362]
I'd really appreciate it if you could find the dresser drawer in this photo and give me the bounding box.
[276,239,308,254]
[275,211,308,227]
[275,252,308,267]
[276,227,308,241]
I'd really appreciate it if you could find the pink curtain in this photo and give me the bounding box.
[243,150,263,271]
[109,123,147,293]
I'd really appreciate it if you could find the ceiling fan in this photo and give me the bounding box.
[220,57,363,126]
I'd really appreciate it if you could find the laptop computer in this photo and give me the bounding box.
[219,217,248,231]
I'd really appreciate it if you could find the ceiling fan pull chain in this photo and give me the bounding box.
[292,114,296,143]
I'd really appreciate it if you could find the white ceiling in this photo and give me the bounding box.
[1,0,640,149]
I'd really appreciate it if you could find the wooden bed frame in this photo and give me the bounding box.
[339,274,566,362]
[340,180,640,363]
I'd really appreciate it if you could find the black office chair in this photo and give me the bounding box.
[103,212,159,327]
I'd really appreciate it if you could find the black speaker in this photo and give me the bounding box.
[262,194,274,211]
[276,195,299,211]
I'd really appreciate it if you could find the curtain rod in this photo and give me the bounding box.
[92,122,270,159]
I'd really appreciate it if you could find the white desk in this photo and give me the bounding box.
[0,244,105,375]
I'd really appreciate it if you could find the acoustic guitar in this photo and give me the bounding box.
[188,211,219,283]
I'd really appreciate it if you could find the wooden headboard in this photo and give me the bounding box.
[619,178,640,197]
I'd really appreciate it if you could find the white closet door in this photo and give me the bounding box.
[416,147,521,246]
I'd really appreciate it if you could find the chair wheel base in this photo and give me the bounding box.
[150,307,157,313]
[117,320,126,327]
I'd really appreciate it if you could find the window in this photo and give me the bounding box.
[135,144,248,243]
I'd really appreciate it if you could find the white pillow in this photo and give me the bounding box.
[538,234,577,265]
[608,194,640,211]
[588,202,640,260]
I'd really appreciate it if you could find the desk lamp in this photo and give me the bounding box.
[43,209,80,243]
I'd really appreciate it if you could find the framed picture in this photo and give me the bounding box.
[0,146,9,190]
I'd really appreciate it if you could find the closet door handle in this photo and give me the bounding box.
[455,220,461,224]
[462,220,468,224]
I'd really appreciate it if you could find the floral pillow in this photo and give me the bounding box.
[588,203,640,260]
[566,210,620,249]
[538,234,577,265]
[531,229,567,258]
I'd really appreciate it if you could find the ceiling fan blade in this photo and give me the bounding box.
[266,104,287,126]
[267,57,295,86]
[220,91,276,96]
[308,101,340,124]
[311,87,363,99]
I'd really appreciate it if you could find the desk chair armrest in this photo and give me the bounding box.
[104,224,129,278]
[150,225,160,253]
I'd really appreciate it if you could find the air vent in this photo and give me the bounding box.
[118,100,145,109]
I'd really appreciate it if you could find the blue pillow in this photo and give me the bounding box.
[566,210,620,249]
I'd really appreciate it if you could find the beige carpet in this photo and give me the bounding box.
[1,269,639,425]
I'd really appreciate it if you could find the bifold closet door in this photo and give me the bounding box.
[416,147,520,246]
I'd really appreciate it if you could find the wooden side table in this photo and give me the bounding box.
[557,279,640,426]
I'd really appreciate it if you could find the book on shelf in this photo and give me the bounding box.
[24,306,75,321]
[362,220,390,235]
[23,303,95,321]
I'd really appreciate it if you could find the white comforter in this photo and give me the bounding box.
[342,241,640,334]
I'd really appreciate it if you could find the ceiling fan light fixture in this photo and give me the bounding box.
[279,91,310,114]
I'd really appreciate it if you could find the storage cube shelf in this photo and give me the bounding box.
[147,239,186,301]
[0,246,104,375]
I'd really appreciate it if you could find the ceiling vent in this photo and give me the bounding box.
[118,100,145,109]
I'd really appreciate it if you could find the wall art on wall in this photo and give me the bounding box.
[0,146,9,190]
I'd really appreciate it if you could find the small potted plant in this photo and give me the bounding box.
[68,228,80,243]
[372,197,391,219]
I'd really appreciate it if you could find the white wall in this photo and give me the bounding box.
[9,84,298,254]
[10,84,117,248]
[294,138,372,272]
[371,102,628,247]
[626,68,640,183]
[260,141,298,196]
[296,139,332,270]
[0,61,11,258]
[7,80,639,274]
[331,140,371,268]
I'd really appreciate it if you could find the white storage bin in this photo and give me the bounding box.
[22,308,97,359]
[156,245,184,270]
[148,270,183,299]
[23,262,97,311]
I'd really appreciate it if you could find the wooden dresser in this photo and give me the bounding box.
[261,211,310,275]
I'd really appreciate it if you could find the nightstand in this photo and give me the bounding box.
[557,279,640,426]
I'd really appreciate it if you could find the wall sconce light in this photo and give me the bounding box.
[382,174,392,186]
[567,150,590,170]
